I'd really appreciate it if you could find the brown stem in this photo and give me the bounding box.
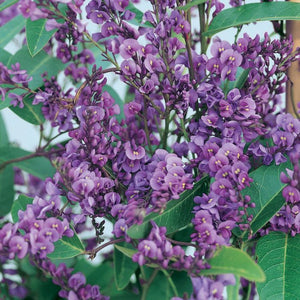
[0,148,63,171]
[85,238,126,259]
[166,237,200,249]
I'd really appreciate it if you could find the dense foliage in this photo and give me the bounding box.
[0,0,300,299]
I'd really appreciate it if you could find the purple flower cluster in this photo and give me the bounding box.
[0,62,32,108]
[35,260,108,300]
[132,221,187,269]
[2,0,300,299]
[0,195,72,260]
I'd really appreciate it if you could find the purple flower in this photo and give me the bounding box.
[9,93,24,108]
[125,144,145,160]
[283,186,300,204]
[121,59,137,75]
[119,39,141,59]
[9,236,28,259]
[272,131,295,149]
[68,273,86,291]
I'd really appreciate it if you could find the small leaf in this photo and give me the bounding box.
[0,113,9,146]
[235,161,292,239]
[0,146,55,179]
[26,18,58,56]
[0,165,14,217]
[47,231,85,259]
[206,2,300,36]
[11,194,33,223]
[127,176,209,239]
[0,15,26,48]
[0,0,18,11]
[177,0,206,11]
[201,246,265,282]
[10,94,45,125]
[7,46,64,90]
[103,85,124,121]
[114,243,138,290]
[256,232,300,300]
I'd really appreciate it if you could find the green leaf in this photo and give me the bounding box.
[223,67,250,95]
[144,269,192,300]
[256,232,300,300]
[0,113,9,146]
[146,270,173,300]
[114,243,138,290]
[0,0,18,11]
[206,2,300,36]
[114,244,137,259]
[0,88,23,110]
[103,85,124,122]
[0,48,12,66]
[201,246,265,282]
[0,165,14,216]
[177,0,206,11]
[26,18,58,57]
[7,46,64,90]
[47,231,85,259]
[171,271,193,298]
[11,194,33,223]
[0,15,26,48]
[27,277,60,300]
[226,275,240,300]
[127,176,209,239]
[0,146,55,179]
[126,2,143,23]
[235,161,292,240]
[10,94,45,125]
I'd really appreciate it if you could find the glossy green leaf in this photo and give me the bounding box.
[11,194,33,223]
[201,246,265,282]
[103,85,124,121]
[127,176,209,239]
[0,165,14,216]
[235,161,292,240]
[206,2,300,36]
[26,18,57,56]
[114,243,138,290]
[177,0,206,11]
[0,146,55,179]
[10,94,45,125]
[47,231,85,259]
[7,46,64,90]
[0,48,12,66]
[256,232,300,300]
[0,15,25,48]
[0,0,18,11]
[0,113,9,146]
